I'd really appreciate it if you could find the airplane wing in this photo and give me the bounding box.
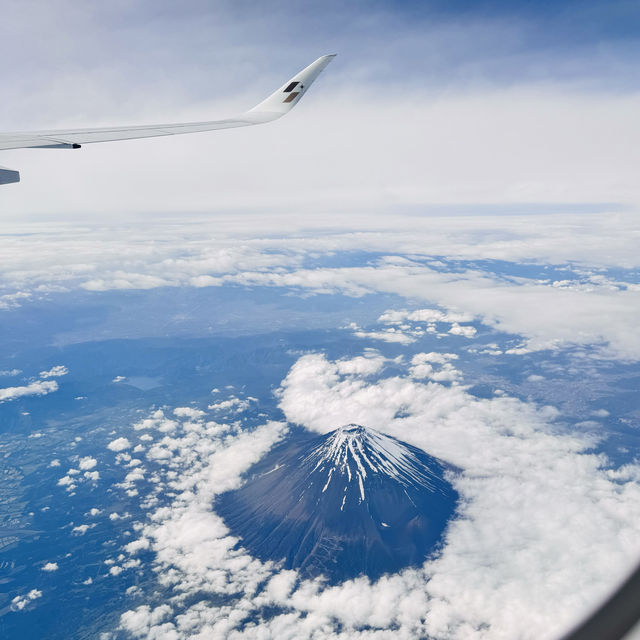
[0,54,335,185]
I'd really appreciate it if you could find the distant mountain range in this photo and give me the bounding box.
[216,425,459,582]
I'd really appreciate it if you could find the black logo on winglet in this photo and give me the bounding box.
[283,81,304,103]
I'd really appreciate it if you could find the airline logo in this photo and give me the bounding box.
[283,81,303,103]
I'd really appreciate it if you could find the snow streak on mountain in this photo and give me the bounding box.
[216,425,459,582]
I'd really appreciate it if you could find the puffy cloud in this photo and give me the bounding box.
[108,437,132,452]
[410,353,461,383]
[39,365,68,378]
[72,524,95,535]
[448,322,477,338]
[56,475,76,491]
[110,512,128,521]
[110,359,640,640]
[11,589,42,611]
[275,354,640,637]
[335,353,386,377]
[173,407,205,419]
[41,562,58,572]
[0,380,58,403]
[78,456,97,470]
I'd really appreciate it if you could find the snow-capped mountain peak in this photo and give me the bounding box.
[216,425,459,581]
[302,424,442,503]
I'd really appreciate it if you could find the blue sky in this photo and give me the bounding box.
[3,0,639,114]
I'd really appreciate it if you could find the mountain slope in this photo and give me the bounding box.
[215,425,459,582]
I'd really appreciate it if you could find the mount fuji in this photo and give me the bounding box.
[216,425,459,582]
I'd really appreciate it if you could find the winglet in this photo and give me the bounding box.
[245,54,336,123]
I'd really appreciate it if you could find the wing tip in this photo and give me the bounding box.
[246,53,337,119]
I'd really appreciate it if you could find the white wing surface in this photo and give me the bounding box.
[0,54,335,185]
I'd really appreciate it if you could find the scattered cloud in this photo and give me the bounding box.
[108,355,640,639]
[78,456,97,471]
[108,437,132,452]
[11,589,42,612]
[0,380,58,403]
[410,353,461,383]
[39,365,68,378]
[0,369,21,376]
[41,562,58,572]
[72,524,96,536]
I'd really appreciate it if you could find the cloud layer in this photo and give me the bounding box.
[2,212,640,359]
[105,353,640,639]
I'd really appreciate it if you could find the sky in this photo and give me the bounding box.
[1,0,640,216]
[2,3,640,638]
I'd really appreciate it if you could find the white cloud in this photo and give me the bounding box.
[380,308,473,325]
[448,322,477,338]
[112,376,126,383]
[11,589,42,611]
[72,524,95,535]
[271,354,640,638]
[110,361,640,640]
[123,469,145,484]
[1,212,640,359]
[41,562,58,572]
[39,365,68,378]
[230,260,640,359]
[57,475,76,491]
[108,437,132,452]
[352,327,417,344]
[335,353,386,377]
[412,352,459,364]
[0,380,58,403]
[410,353,461,383]
[78,456,97,470]
[173,407,205,419]
[110,512,127,521]
[207,396,256,413]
